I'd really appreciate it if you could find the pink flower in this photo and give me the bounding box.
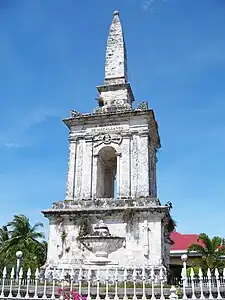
[59,288,85,300]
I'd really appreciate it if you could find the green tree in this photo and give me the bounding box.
[7,214,44,244]
[167,217,177,233]
[0,226,9,247]
[0,214,46,271]
[0,226,10,270]
[188,233,225,270]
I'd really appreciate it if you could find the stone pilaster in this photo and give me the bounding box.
[66,138,77,200]
[149,146,157,197]
[82,138,93,199]
[119,135,131,197]
[131,134,139,198]
[138,133,149,196]
[74,139,84,198]
[148,215,162,266]
[92,154,99,199]
[116,152,121,198]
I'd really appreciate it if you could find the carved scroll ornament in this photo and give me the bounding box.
[93,133,122,147]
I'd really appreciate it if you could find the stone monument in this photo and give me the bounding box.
[42,11,173,277]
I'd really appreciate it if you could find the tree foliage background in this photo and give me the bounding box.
[0,214,47,272]
[188,233,225,270]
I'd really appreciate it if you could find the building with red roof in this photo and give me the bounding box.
[170,231,204,252]
[169,231,225,279]
[169,231,203,278]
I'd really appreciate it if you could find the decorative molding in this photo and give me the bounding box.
[93,133,123,147]
[120,132,132,138]
[69,136,78,143]
[137,101,148,111]
[138,130,149,137]
[70,110,82,117]
[84,135,93,142]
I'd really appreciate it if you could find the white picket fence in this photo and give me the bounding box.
[0,266,225,299]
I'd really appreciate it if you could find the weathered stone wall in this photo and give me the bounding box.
[119,136,130,198]
[82,138,93,199]
[74,139,84,198]
[66,140,77,199]
[100,88,129,107]
[130,133,151,197]
[149,145,157,197]
[65,114,157,201]
[138,134,150,196]
[45,211,166,269]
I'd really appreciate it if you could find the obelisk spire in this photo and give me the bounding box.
[104,10,128,85]
[96,11,134,110]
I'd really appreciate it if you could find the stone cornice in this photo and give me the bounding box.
[64,109,153,124]
[120,131,132,137]
[42,205,169,218]
[84,135,94,142]
[41,198,171,220]
[138,131,149,137]
[68,138,78,143]
[63,109,160,149]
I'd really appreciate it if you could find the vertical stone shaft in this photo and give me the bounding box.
[105,11,128,84]
[66,139,77,200]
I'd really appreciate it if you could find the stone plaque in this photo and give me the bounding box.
[86,124,128,133]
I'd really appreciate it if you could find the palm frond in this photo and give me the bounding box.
[31,222,44,231]
[211,236,223,250]
[188,243,207,255]
[197,233,213,252]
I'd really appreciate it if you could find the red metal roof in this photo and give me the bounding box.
[170,231,203,251]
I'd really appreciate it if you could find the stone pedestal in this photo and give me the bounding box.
[42,197,171,274]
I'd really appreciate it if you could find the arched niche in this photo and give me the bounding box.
[96,146,117,198]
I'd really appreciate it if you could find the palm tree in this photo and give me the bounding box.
[0,226,10,269]
[0,226,9,248]
[32,240,48,266]
[0,214,46,269]
[188,233,225,270]
[6,214,44,247]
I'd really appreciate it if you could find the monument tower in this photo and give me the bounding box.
[42,11,172,275]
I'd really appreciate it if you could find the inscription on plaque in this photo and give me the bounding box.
[86,124,128,133]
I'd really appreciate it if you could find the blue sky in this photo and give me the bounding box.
[0,0,225,238]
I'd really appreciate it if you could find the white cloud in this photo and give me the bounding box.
[4,142,24,148]
[142,0,155,11]
[141,0,169,11]
[0,107,62,148]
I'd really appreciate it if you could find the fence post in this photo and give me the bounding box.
[16,250,23,282]
[169,286,178,300]
[0,267,7,298]
[181,254,188,281]
[181,254,188,299]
